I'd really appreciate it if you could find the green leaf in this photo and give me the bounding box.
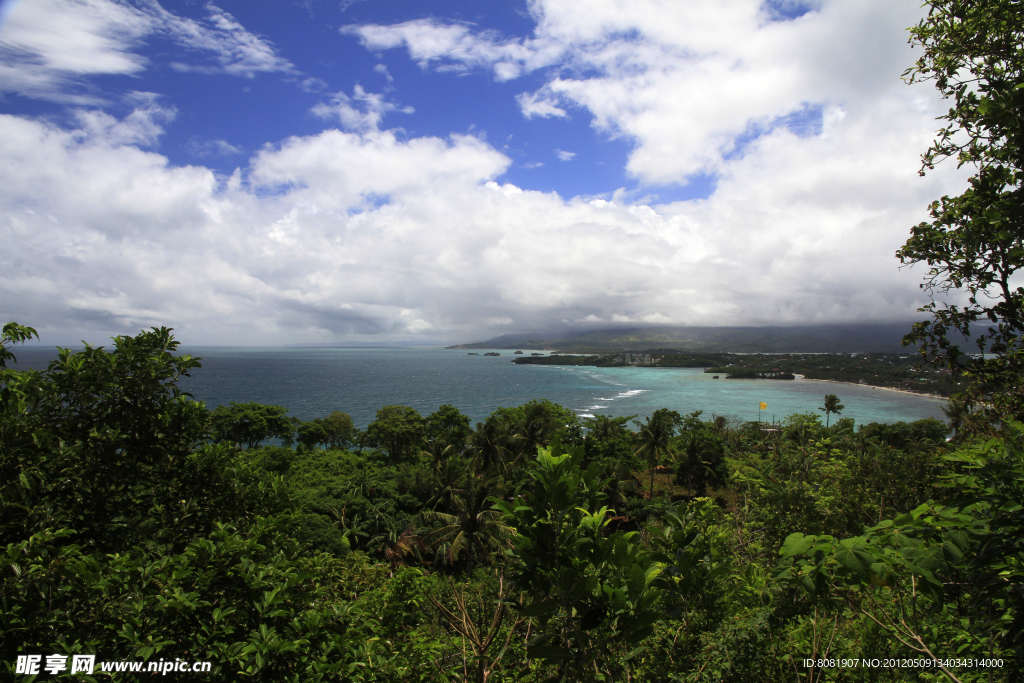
[621,645,647,662]
[780,533,814,559]
[519,600,561,617]
[941,540,963,564]
[527,645,574,661]
[835,543,873,577]
[626,563,646,603]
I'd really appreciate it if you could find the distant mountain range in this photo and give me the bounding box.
[447,324,930,353]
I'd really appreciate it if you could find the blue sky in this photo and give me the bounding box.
[0,0,708,201]
[0,0,971,344]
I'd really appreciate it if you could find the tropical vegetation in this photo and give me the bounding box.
[3,0,1024,679]
[0,318,1016,681]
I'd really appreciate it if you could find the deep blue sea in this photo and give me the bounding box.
[11,346,948,429]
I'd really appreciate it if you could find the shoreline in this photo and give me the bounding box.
[795,375,946,401]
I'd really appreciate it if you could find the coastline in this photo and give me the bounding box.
[795,375,946,401]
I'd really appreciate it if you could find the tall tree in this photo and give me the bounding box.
[425,403,472,449]
[941,394,973,442]
[818,394,844,427]
[634,409,682,496]
[518,400,562,459]
[362,405,425,463]
[493,445,664,677]
[210,401,295,450]
[0,326,279,553]
[675,428,727,497]
[420,471,512,573]
[467,419,516,476]
[296,410,356,451]
[319,410,356,449]
[897,0,1024,421]
[583,414,638,469]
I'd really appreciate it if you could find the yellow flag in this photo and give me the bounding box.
[759,402,767,410]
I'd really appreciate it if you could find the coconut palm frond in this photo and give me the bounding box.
[419,473,512,572]
[383,523,427,568]
[420,509,459,526]
[446,530,468,564]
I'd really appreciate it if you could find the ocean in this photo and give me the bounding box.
[10,346,948,428]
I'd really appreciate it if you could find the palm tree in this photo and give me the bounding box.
[466,421,518,478]
[421,437,455,471]
[819,394,844,427]
[420,471,513,573]
[382,523,427,569]
[517,402,560,456]
[334,511,371,551]
[941,394,972,441]
[633,409,682,497]
[426,456,468,512]
[362,502,401,553]
[675,429,726,496]
[584,414,635,446]
[585,414,618,442]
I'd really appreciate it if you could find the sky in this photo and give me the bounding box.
[0,0,973,346]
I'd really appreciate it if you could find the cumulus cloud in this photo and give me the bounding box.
[0,0,293,101]
[72,98,174,147]
[0,0,980,345]
[0,90,968,345]
[554,149,576,161]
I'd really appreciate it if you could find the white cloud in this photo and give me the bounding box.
[247,127,509,209]
[373,63,393,82]
[300,76,329,93]
[310,85,413,132]
[0,0,152,102]
[186,137,243,158]
[344,0,932,185]
[516,89,567,119]
[161,3,295,77]
[342,19,551,79]
[493,61,520,81]
[0,90,969,345]
[72,99,174,147]
[554,149,575,161]
[0,1,981,344]
[0,0,294,101]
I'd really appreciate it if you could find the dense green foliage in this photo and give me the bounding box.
[4,322,1020,682]
[896,0,1024,422]
[211,401,297,450]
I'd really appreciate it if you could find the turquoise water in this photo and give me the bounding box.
[12,346,948,429]
[176,347,947,428]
